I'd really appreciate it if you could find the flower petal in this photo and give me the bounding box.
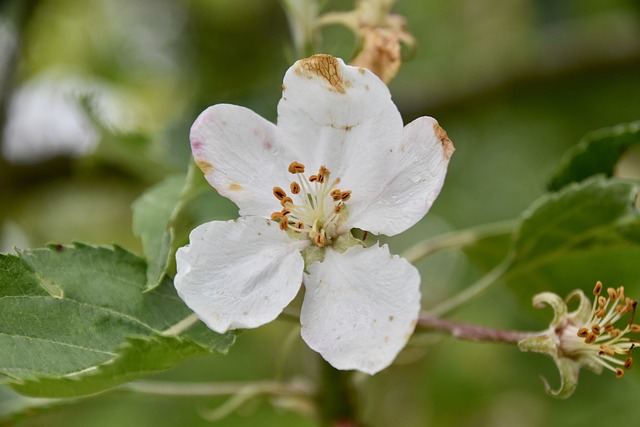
[347,116,454,235]
[175,216,308,333]
[300,244,421,374]
[277,55,404,210]
[190,104,292,218]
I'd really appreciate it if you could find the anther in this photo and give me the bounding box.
[309,175,319,182]
[271,212,284,221]
[280,196,293,207]
[616,368,625,378]
[591,324,601,335]
[577,328,589,338]
[594,281,603,296]
[288,162,305,174]
[598,296,607,307]
[290,182,300,194]
[330,189,342,201]
[341,191,352,201]
[279,220,289,231]
[273,186,287,200]
[585,333,597,344]
[625,357,634,369]
[631,324,640,333]
[599,344,615,356]
[618,286,626,300]
[608,288,617,300]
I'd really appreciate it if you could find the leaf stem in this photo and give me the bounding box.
[401,219,515,264]
[160,313,199,336]
[416,312,540,343]
[426,257,513,317]
[121,379,313,397]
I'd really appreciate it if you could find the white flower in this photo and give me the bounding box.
[175,54,453,374]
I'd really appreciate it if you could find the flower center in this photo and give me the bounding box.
[270,161,351,247]
[561,281,640,378]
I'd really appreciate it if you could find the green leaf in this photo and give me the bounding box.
[132,174,186,291]
[0,244,234,398]
[548,121,640,191]
[511,177,640,271]
[504,177,640,299]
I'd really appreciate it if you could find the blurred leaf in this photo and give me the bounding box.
[0,384,72,422]
[132,174,185,291]
[548,121,640,191]
[0,244,233,398]
[511,177,640,271]
[507,177,640,302]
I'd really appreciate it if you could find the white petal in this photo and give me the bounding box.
[190,104,293,218]
[277,55,404,211]
[348,116,454,235]
[175,216,308,333]
[300,244,421,374]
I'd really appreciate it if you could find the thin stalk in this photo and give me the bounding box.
[417,312,541,343]
[401,219,515,264]
[426,256,513,317]
[122,379,312,397]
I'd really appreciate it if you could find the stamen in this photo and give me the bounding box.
[340,191,352,201]
[280,196,293,207]
[625,357,634,369]
[288,162,305,174]
[290,182,300,194]
[330,189,342,201]
[616,368,625,378]
[273,186,287,200]
[594,281,603,296]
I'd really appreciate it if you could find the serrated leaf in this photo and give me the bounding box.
[501,177,640,300]
[0,244,233,398]
[511,178,640,270]
[132,174,186,291]
[548,121,640,191]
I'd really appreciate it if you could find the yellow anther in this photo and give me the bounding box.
[280,196,293,207]
[288,161,305,174]
[625,357,633,369]
[271,211,284,221]
[598,296,607,307]
[591,324,601,335]
[309,175,319,182]
[585,333,597,344]
[314,233,325,247]
[290,182,300,194]
[330,189,342,201]
[279,220,289,231]
[273,186,287,200]
[618,286,626,300]
[608,287,617,300]
[599,344,615,356]
[631,324,640,333]
[340,190,352,201]
[593,281,603,296]
[616,368,625,378]
[577,328,589,338]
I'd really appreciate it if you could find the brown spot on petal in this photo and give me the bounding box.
[297,55,345,94]
[195,159,214,175]
[434,123,455,160]
[228,183,243,191]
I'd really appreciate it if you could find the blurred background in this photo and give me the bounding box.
[1,0,640,426]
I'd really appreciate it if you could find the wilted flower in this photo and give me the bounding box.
[519,281,639,398]
[175,54,453,374]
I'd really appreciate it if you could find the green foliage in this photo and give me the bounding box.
[506,177,640,297]
[132,174,186,291]
[0,244,233,398]
[548,121,640,191]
